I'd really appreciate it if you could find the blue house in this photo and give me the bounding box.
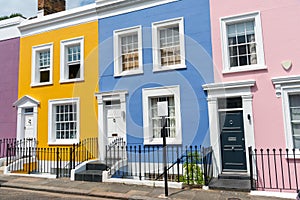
[95,0,214,163]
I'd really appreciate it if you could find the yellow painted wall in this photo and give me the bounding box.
[19,21,99,147]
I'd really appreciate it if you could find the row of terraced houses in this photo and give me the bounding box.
[0,0,299,197]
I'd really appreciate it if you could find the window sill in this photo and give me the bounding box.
[144,138,182,145]
[222,65,267,74]
[31,82,53,87]
[153,64,186,72]
[48,139,79,146]
[114,69,143,77]
[59,78,84,84]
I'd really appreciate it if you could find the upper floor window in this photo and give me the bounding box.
[113,26,143,77]
[221,12,266,73]
[31,43,53,87]
[60,37,84,83]
[152,17,186,72]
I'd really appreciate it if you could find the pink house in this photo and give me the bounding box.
[204,0,300,194]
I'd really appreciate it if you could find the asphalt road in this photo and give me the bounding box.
[0,187,112,200]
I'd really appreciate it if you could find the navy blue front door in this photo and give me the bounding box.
[220,111,246,171]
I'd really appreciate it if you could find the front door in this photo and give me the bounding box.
[105,100,126,145]
[23,108,34,139]
[220,111,246,171]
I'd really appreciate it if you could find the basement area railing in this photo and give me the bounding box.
[0,138,16,158]
[106,144,213,186]
[249,147,300,193]
[6,138,98,178]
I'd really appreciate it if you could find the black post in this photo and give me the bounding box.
[6,143,9,167]
[162,116,168,197]
[139,145,142,180]
[249,146,254,190]
[56,148,59,178]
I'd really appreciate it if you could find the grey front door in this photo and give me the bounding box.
[220,111,246,171]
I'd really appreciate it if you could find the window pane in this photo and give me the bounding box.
[227,20,257,67]
[121,33,139,71]
[68,64,80,79]
[54,103,77,140]
[159,25,181,67]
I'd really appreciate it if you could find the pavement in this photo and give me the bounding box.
[0,174,296,200]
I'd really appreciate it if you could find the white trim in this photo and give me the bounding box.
[272,75,300,151]
[0,17,24,41]
[31,43,54,87]
[60,37,84,83]
[142,85,182,145]
[152,17,186,72]
[272,75,300,97]
[250,191,298,199]
[203,80,256,177]
[113,25,143,77]
[220,11,266,74]
[13,95,39,141]
[48,98,80,145]
[95,91,128,161]
[96,0,178,19]
[19,4,97,37]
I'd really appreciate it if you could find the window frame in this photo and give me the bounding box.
[31,43,53,87]
[113,25,143,77]
[142,85,182,145]
[48,98,80,145]
[220,11,266,74]
[60,37,84,83]
[282,88,300,151]
[152,17,186,72]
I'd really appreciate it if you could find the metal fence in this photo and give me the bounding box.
[106,144,213,186]
[249,147,300,192]
[6,138,98,178]
[0,138,16,158]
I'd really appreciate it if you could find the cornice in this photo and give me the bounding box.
[96,0,178,19]
[0,17,25,28]
[18,4,97,37]
[203,80,256,91]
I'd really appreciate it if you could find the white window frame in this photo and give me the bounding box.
[220,11,266,74]
[31,43,53,87]
[152,17,186,72]
[113,25,143,77]
[272,75,300,153]
[142,85,182,145]
[48,98,80,145]
[60,37,84,83]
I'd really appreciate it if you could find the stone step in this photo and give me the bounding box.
[86,161,107,171]
[209,178,251,192]
[218,173,250,180]
[75,170,103,182]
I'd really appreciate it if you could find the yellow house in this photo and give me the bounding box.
[14,4,99,149]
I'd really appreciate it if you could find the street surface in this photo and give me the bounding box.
[0,187,111,200]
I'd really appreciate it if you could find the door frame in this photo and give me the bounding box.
[13,95,39,141]
[95,90,128,161]
[203,80,256,176]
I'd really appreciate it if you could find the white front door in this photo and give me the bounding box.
[105,101,126,145]
[24,114,34,139]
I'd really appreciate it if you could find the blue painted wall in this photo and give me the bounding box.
[99,0,214,146]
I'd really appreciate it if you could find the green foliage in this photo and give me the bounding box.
[0,13,25,21]
[179,152,204,185]
[9,13,24,18]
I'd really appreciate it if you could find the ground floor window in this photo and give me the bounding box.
[48,98,79,145]
[288,94,300,148]
[142,85,182,145]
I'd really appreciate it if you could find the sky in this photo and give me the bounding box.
[0,0,94,18]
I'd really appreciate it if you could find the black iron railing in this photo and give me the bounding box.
[0,138,16,158]
[105,144,213,186]
[249,146,300,192]
[6,138,98,178]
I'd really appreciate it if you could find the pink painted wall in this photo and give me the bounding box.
[210,0,300,149]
